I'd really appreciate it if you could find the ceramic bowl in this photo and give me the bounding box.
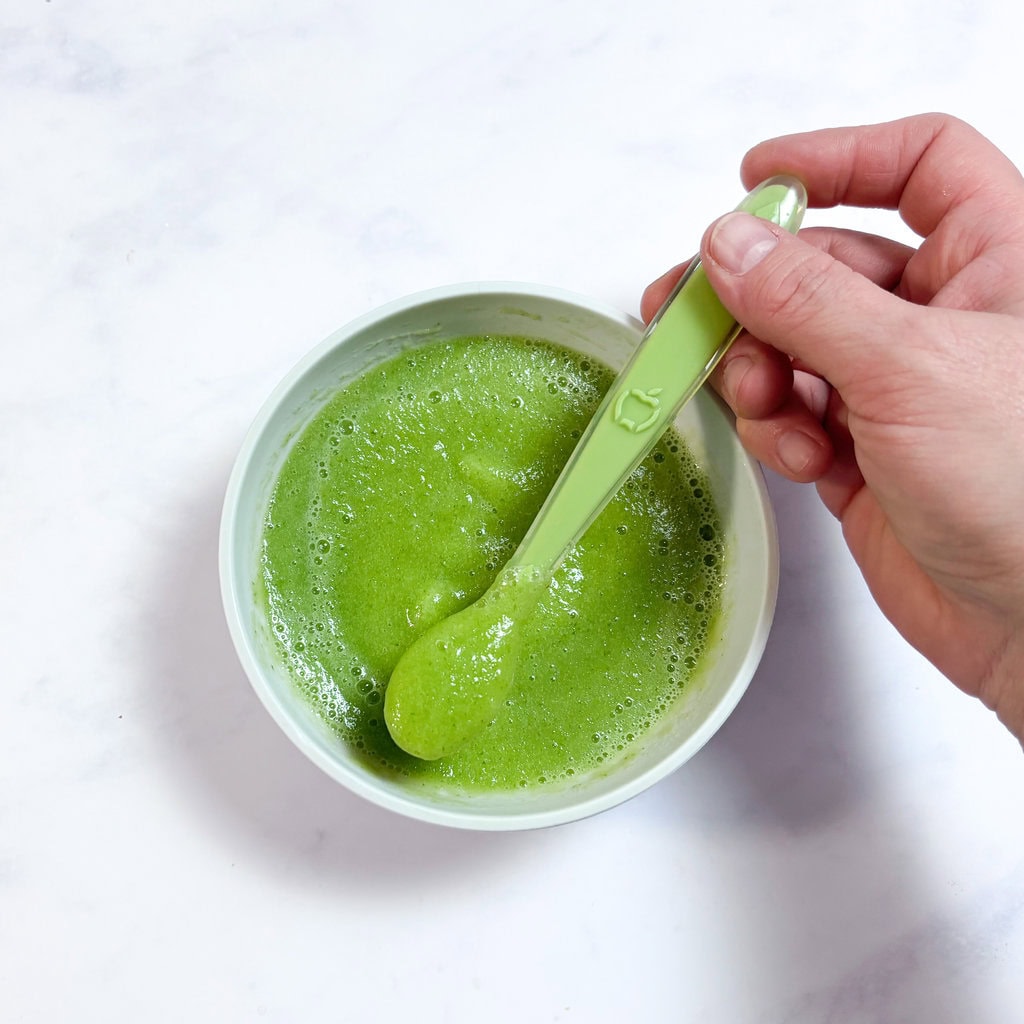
[220,283,778,830]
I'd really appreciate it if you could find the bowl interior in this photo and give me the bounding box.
[220,283,778,829]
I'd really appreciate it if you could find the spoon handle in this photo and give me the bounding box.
[508,175,807,574]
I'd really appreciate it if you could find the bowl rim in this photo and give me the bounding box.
[219,280,779,830]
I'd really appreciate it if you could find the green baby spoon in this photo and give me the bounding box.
[384,175,807,760]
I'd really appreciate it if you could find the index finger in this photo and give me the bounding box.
[740,113,1024,239]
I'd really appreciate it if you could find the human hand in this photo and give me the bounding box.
[642,113,1024,741]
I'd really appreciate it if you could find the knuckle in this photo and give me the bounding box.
[749,247,840,335]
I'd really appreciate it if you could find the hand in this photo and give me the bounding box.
[642,113,1024,741]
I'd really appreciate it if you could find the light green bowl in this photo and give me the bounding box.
[219,282,778,830]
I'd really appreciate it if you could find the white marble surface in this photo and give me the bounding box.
[3,2,1023,1021]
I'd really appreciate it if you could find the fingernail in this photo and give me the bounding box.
[708,212,780,275]
[777,430,820,476]
[722,355,752,405]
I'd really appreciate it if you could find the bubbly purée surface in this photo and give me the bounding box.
[258,334,724,791]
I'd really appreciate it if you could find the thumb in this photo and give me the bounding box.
[700,212,913,392]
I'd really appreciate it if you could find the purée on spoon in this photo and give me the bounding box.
[383,565,547,760]
[384,177,807,761]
